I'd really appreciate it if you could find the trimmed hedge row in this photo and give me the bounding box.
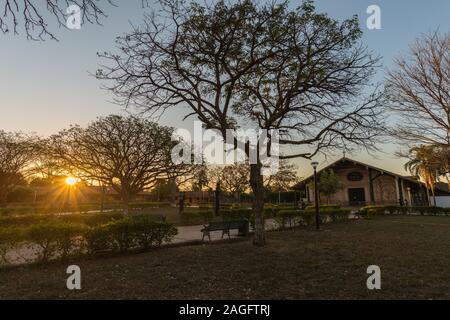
[180,211,213,225]
[84,216,177,255]
[305,204,340,211]
[275,208,350,229]
[0,212,125,228]
[359,205,450,218]
[0,201,172,216]
[0,215,177,266]
[180,205,351,228]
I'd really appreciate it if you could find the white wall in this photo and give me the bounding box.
[431,197,450,208]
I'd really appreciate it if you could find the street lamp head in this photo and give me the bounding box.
[311,161,319,169]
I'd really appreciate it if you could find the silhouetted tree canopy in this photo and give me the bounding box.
[48,115,191,213]
[97,0,385,245]
[0,131,40,205]
[387,31,450,148]
[0,0,114,40]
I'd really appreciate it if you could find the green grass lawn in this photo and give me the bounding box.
[2,215,450,300]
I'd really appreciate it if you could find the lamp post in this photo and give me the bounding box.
[311,161,320,230]
[214,182,221,217]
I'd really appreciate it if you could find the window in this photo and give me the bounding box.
[347,171,363,181]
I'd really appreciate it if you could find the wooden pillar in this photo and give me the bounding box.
[395,176,400,205]
[214,183,221,217]
[398,179,405,205]
[369,168,375,204]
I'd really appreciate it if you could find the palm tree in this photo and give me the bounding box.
[404,145,440,206]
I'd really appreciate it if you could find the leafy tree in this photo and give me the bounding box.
[265,161,299,192]
[211,164,250,202]
[48,115,191,213]
[97,0,385,245]
[190,165,210,192]
[318,169,342,204]
[0,131,40,206]
[404,145,446,206]
[152,179,177,201]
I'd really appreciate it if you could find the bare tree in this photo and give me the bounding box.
[97,0,385,245]
[48,115,190,213]
[387,31,450,148]
[0,131,40,206]
[0,0,114,40]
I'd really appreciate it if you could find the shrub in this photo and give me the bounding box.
[358,206,385,219]
[432,206,445,215]
[221,209,252,221]
[180,211,213,225]
[80,212,124,226]
[300,211,317,226]
[397,206,409,215]
[130,216,177,248]
[24,223,59,262]
[53,224,86,260]
[24,223,86,262]
[129,202,171,209]
[85,217,178,254]
[234,209,253,220]
[328,209,351,222]
[84,225,113,255]
[277,210,301,228]
[0,215,52,228]
[305,204,340,211]
[0,212,124,228]
[412,206,428,215]
[359,205,448,217]
[0,202,173,217]
[385,206,398,215]
[0,227,23,266]
[263,207,277,218]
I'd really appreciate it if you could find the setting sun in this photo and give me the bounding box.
[65,177,78,186]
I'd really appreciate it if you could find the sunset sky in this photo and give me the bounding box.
[1,0,449,177]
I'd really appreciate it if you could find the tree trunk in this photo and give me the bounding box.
[431,187,437,207]
[250,163,265,246]
[122,193,130,215]
[170,178,177,205]
[100,185,106,213]
[122,201,130,215]
[425,186,431,206]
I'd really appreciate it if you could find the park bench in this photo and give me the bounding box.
[201,220,249,241]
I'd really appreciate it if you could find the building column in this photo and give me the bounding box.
[395,176,400,205]
[368,168,375,204]
[398,179,405,205]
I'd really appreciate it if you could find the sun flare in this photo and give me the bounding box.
[65,177,78,186]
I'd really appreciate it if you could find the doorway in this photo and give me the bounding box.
[348,188,366,206]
